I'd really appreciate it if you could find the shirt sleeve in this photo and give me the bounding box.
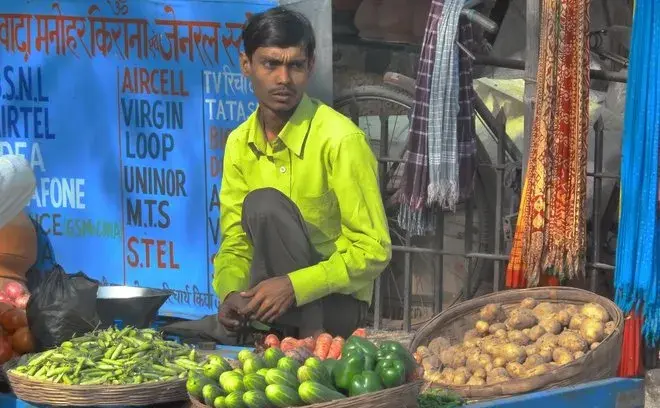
[212,138,253,302]
[287,132,392,306]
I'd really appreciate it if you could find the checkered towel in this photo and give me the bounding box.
[397,0,477,235]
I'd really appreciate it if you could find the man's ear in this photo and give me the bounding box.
[239,52,251,76]
[307,55,316,73]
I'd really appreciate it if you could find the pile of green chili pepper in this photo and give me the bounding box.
[10,326,201,386]
[331,336,418,397]
[417,389,465,408]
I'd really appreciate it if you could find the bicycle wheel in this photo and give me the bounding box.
[333,85,494,314]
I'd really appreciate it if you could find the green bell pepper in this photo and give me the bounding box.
[332,352,367,391]
[343,348,376,371]
[375,358,406,388]
[343,336,378,356]
[378,341,416,374]
[348,370,384,397]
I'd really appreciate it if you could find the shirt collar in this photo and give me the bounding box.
[247,94,317,158]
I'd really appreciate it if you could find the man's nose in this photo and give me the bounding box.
[276,66,292,84]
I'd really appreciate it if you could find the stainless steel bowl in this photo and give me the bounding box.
[96,286,173,329]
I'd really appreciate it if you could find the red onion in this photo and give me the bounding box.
[4,282,25,300]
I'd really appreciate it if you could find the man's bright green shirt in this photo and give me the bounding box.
[213,94,392,307]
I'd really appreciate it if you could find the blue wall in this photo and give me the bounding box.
[0,0,276,319]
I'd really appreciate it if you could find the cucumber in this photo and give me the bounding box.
[304,357,322,369]
[257,368,270,377]
[298,381,346,404]
[203,384,224,406]
[225,391,246,408]
[243,373,268,392]
[321,359,337,377]
[265,368,299,390]
[243,390,270,408]
[186,373,213,399]
[276,357,301,375]
[238,350,256,364]
[297,366,331,386]
[214,395,227,408]
[263,348,285,369]
[243,357,266,375]
[208,355,234,372]
[204,362,229,381]
[220,372,245,394]
[264,384,304,408]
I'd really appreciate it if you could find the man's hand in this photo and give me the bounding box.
[239,276,296,323]
[217,292,250,331]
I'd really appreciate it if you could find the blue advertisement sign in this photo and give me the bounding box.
[0,0,276,319]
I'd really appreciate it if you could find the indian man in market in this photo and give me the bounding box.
[213,7,391,340]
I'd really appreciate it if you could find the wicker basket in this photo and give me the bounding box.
[409,287,624,400]
[189,381,422,408]
[6,370,187,406]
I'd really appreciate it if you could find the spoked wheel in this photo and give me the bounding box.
[333,85,494,319]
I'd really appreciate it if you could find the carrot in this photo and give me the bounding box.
[280,337,297,352]
[326,336,344,360]
[351,328,367,337]
[264,334,280,349]
[313,333,333,360]
[302,336,315,352]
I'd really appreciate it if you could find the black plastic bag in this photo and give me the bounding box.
[26,265,100,351]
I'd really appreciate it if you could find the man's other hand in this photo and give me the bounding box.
[239,276,295,323]
[217,292,249,331]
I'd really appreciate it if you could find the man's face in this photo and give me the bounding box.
[240,46,314,113]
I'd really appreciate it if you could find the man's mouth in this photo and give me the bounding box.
[271,89,294,98]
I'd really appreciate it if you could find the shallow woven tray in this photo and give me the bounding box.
[188,380,422,408]
[409,286,624,400]
[7,370,187,406]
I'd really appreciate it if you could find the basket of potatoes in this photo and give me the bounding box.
[409,287,623,400]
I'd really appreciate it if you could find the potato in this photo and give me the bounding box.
[508,330,532,346]
[464,329,481,342]
[506,362,527,378]
[556,310,571,327]
[423,371,444,384]
[506,308,538,330]
[528,325,546,341]
[478,354,493,368]
[579,318,605,344]
[480,303,506,323]
[482,337,504,355]
[475,320,490,336]
[449,351,467,369]
[464,338,482,350]
[520,297,538,309]
[569,314,588,330]
[564,305,579,316]
[493,357,506,368]
[422,355,441,372]
[590,342,600,351]
[538,347,554,363]
[464,347,481,359]
[496,343,526,363]
[455,367,471,377]
[523,354,546,369]
[467,376,486,385]
[524,363,550,378]
[441,367,455,383]
[473,368,487,378]
[416,346,432,359]
[539,318,562,335]
[428,336,451,356]
[604,321,616,336]
[466,353,482,372]
[525,344,539,357]
[522,328,531,336]
[533,302,556,320]
[573,351,585,360]
[581,303,609,323]
[552,347,574,365]
[537,333,559,348]
[557,330,588,353]
[486,368,510,385]
[452,371,469,385]
[488,323,507,334]
[495,329,508,340]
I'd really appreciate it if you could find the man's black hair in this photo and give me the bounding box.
[242,7,316,59]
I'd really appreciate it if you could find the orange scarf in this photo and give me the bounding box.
[506,0,590,288]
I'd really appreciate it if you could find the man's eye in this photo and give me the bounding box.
[291,62,305,70]
[263,61,275,69]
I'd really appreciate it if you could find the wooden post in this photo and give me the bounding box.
[522,0,541,177]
